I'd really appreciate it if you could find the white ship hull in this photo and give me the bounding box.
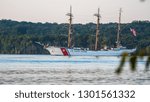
[45,46,69,56]
[45,46,136,56]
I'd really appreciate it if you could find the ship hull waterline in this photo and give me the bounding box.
[45,47,136,56]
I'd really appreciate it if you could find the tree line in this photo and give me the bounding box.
[0,19,150,54]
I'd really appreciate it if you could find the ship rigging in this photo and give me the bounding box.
[41,7,136,56]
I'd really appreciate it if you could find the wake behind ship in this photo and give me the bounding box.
[44,7,136,56]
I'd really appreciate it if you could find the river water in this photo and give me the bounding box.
[0,55,149,85]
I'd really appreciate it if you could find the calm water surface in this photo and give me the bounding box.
[0,55,149,85]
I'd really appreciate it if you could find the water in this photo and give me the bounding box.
[0,54,149,85]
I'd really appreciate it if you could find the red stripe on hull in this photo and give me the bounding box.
[60,48,69,56]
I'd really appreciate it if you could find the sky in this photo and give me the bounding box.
[0,0,149,24]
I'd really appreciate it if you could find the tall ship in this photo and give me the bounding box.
[44,7,136,56]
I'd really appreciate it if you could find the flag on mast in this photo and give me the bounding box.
[130,28,137,36]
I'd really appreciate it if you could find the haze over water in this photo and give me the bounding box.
[0,55,149,85]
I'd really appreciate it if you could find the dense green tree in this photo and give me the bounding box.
[0,19,149,54]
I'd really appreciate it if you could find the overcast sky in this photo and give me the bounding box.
[0,0,149,24]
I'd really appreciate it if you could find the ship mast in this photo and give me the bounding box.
[116,8,122,48]
[66,6,73,48]
[94,8,101,51]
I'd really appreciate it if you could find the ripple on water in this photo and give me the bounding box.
[0,55,149,84]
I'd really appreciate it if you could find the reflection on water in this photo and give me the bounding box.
[0,55,149,85]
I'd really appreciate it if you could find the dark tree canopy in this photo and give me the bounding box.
[0,19,150,54]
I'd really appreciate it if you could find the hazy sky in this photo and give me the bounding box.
[0,0,149,24]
